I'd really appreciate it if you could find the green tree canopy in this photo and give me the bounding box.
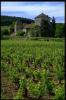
[40,19,51,37]
[51,16,56,37]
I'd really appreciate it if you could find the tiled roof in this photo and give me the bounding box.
[23,23,34,29]
[35,13,51,19]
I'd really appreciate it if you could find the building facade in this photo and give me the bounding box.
[14,13,52,36]
[35,13,51,26]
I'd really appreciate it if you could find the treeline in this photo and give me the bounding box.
[1,15,34,26]
[55,23,65,38]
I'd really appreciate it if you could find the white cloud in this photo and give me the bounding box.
[1,5,64,11]
[1,2,65,23]
[1,5,64,17]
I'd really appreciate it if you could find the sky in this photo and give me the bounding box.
[1,2,65,23]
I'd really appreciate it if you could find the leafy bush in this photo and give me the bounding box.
[8,67,19,83]
[29,25,41,37]
[19,76,26,89]
[19,76,28,98]
[40,69,48,81]
[46,80,54,94]
[55,65,64,84]
[16,30,25,36]
[10,26,14,34]
[14,88,24,100]
[55,24,65,38]
[1,28,10,36]
[33,70,41,80]
[54,85,65,100]
[28,81,41,98]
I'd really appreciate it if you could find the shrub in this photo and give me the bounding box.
[46,80,54,94]
[19,76,26,89]
[55,24,65,38]
[16,30,25,36]
[10,26,14,34]
[54,85,65,100]
[28,81,41,98]
[14,88,24,100]
[19,76,28,97]
[1,28,10,36]
[55,65,64,84]
[29,25,41,37]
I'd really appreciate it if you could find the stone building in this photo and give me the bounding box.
[22,23,35,37]
[14,13,52,36]
[35,13,51,26]
[14,20,23,35]
[14,22,34,36]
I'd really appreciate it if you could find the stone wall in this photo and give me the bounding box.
[35,18,41,26]
[35,17,50,26]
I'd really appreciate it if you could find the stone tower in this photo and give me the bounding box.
[14,21,17,35]
[35,13,51,26]
[14,20,23,35]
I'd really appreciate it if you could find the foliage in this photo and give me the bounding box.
[10,22,15,34]
[14,88,24,100]
[54,85,65,100]
[30,25,41,37]
[46,80,54,94]
[16,30,25,36]
[55,23,65,38]
[19,76,26,89]
[55,64,64,84]
[40,19,52,37]
[28,81,41,98]
[51,16,56,37]
[1,28,10,36]
[1,38,65,99]
[1,15,34,26]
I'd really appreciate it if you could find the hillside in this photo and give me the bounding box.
[1,15,34,26]
[1,15,64,26]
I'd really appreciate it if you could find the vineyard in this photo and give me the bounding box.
[1,38,65,100]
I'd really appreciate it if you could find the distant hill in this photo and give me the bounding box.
[1,15,34,26]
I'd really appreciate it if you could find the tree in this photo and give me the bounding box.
[1,15,34,26]
[10,22,15,34]
[40,19,51,37]
[1,28,10,36]
[51,16,56,37]
[62,24,65,37]
[16,30,25,36]
[55,23,65,38]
